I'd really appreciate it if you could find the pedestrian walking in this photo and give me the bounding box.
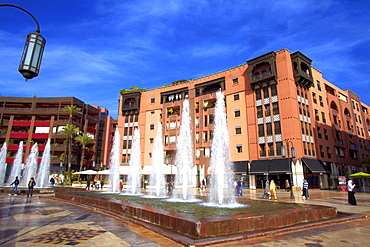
[101,180,104,190]
[302,178,309,200]
[237,179,243,196]
[27,177,36,197]
[198,181,202,190]
[263,180,270,199]
[86,179,90,190]
[285,179,290,191]
[96,179,101,190]
[202,179,206,189]
[9,176,20,196]
[347,179,357,205]
[270,180,277,200]
[50,177,55,186]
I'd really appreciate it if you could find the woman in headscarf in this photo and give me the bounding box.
[347,179,357,205]
[270,180,277,200]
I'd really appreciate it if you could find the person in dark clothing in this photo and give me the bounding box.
[86,179,90,190]
[9,176,20,196]
[50,177,55,186]
[347,179,357,205]
[27,177,36,197]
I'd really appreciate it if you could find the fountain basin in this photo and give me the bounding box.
[53,191,337,240]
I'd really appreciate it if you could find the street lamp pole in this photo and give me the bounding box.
[282,139,296,199]
[0,4,46,80]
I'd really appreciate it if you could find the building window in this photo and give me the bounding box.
[274,121,281,134]
[320,145,324,158]
[315,109,319,121]
[312,92,317,104]
[317,127,322,139]
[268,143,274,156]
[151,110,155,116]
[150,137,154,143]
[258,124,265,137]
[195,132,199,144]
[124,127,128,136]
[151,97,155,103]
[169,135,176,144]
[266,123,272,135]
[317,80,322,91]
[235,126,241,135]
[150,124,154,130]
[259,144,266,157]
[271,84,277,96]
[324,128,328,140]
[321,112,326,123]
[319,96,323,107]
[209,115,215,124]
[263,87,269,98]
[234,109,240,117]
[203,131,208,143]
[129,127,133,135]
[234,93,240,101]
[149,152,152,158]
[327,147,331,159]
[236,145,242,153]
[272,102,279,115]
[257,106,263,118]
[276,142,282,156]
[265,104,271,116]
[256,89,261,100]
[232,77,238,85]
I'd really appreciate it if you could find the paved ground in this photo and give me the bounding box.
[0,188,369,247]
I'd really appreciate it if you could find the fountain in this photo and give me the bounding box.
[126,127,141,195]
[208,90,237,206]
[108,128,121,193]
[149,121,166,197]
[0,142,7,185]
[37,139,51,188]
[6,141,23,184]
[20,143,39,186]
[173,98,195,201]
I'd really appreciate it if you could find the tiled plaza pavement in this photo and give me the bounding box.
[0,188,369,247]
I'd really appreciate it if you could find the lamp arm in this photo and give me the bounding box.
[0,4,41,33]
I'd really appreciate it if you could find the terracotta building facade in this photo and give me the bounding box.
[0,96,115,181]
[118,48,370,190]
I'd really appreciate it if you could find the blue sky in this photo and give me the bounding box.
[1,0,370,118]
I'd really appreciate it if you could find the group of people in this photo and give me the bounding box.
[86,179,104,190]
[9,176,36,197]
[263,180,278,200]
[197,179,207,191]
[263,179,309,200]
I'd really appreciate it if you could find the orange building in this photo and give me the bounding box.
[118,48,370,190]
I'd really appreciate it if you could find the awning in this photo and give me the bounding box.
[233,161,249,174]
[250,158,290,175]
[302,158,330,174]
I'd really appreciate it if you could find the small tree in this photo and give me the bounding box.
[75,133,95,175]
[59,124,80,183]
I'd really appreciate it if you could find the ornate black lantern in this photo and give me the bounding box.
[0,4,46,80]
[18,32,46,80]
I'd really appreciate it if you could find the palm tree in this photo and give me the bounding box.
[75,133,95,174]
[62,105,82,124]
[59,124,80,183]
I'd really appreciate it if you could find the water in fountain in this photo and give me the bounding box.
[0,143,7,185]
[37,139,51,188]
[173,98,196,201]
[108,128,121,193]
[207,90,238,207]
[149,122,166,197]
[20,143,39,186]
[6,141,23,184]
[126,127,141,195]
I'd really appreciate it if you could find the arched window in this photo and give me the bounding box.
[330,101,338,112]
[344,108,351,117]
